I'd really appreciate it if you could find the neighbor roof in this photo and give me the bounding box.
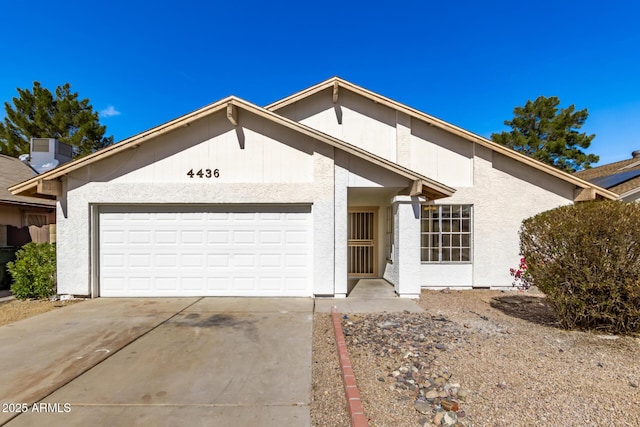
[9,96,455,200]
[267,77,618,200]
[574,156,640,197]
[0,155,56,208]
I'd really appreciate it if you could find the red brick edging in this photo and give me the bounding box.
[331,307,368,427]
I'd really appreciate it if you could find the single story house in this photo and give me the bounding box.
[9,78,616,298]
[0,154,57,288]
[0,154,56,247]
[573,150,640,202]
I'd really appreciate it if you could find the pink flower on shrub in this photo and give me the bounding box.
[510,257,532,290]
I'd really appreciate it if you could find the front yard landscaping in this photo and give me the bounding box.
[312,289,640,426]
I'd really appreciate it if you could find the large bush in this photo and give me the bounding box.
[7,243,57,300]
[520,200,640,334]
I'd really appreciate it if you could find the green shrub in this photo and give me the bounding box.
[520,200,640,334]
[7,242,57,300]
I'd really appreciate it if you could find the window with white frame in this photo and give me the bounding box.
[421,205,472,262]
[385,205,394,261]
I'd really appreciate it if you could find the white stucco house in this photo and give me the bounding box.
[9,78,616,298]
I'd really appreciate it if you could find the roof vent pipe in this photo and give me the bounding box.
[633,150,640,159]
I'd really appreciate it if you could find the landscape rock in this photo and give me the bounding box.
[342,312,470,425]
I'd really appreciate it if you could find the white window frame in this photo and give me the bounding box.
[421,204,472,263]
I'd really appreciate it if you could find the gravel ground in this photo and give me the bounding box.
[311,289,640,427]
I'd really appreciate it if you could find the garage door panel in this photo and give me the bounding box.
[99,205,312,297]
[207,254,229,267]
[180,230,203,244]
[207,230,229,244]
[181,253,204,268]
[156,254,178,267]
[232,230,256,244]
[156,278,178,291]
[129,254,151,268]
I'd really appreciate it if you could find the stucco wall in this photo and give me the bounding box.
[57,111,416,296]
[58,113,331,296]
[274,89,578,289]
[420,145,574,288]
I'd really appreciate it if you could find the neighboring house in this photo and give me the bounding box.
[573,151,640,202]
[9,78,616,298]
[0,154,57,288]
[0,154,56,247]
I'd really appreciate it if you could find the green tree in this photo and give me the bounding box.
[0,81,113,158]
[492,96,599,172]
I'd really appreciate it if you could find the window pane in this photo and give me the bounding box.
[421,204,472,263]
[422,205,436,219]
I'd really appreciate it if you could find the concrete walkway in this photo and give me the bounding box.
[315,279,424,313]
[1,298,312,427]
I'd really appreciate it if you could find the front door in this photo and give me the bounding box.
[348,208,377,277]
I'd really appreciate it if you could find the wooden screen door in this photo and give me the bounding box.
[348,208,377,276]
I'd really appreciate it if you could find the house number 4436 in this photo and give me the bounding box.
[187,168,219,178]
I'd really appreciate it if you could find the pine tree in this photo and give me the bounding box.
[0,82,113,158]
[492,96,599,173]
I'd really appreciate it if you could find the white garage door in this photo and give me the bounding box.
[99,205,312,297]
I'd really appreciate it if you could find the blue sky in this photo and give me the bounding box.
[1,0,639,165]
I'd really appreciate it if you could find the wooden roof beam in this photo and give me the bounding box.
[409,179,423,196]
[226,103,238,126]
[37,179,62,197]
[574,187,596,202]
[332,81,339,103]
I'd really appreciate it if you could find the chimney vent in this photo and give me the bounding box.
[633,150,640,159]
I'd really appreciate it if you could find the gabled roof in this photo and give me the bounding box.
[0,155,55,208]
[574,155,640,197]
[267,77,618,201]
[9,97,455,200]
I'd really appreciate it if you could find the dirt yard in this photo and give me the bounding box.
[312,289,640,426]
[0,299,83,327]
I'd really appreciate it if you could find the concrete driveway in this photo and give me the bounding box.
[0,298,313,427]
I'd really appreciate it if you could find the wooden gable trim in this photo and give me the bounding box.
[10,96,455,201]
[266,77,618,201]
